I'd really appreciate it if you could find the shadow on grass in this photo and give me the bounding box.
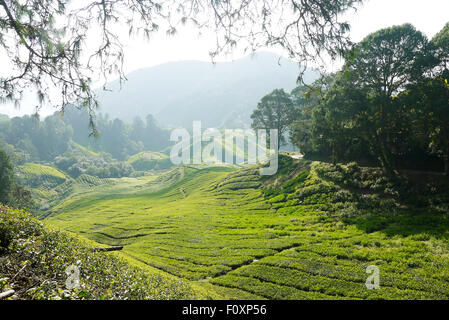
[342,208,449,240]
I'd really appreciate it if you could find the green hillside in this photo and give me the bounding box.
[17,163,68,186]
[127,151,173,171]
[44,157,449,299]
[1,0,449,304]
[125,129,267,173]
[0,206,210,299]
[70,142,101,157]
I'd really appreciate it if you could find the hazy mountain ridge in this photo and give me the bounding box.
[96,52,317,128]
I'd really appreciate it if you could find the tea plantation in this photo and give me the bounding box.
[39,157,449,299]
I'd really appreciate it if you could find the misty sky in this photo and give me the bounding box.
[121,0,449,72]
[1,0,449,117]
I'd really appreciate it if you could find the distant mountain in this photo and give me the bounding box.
[96,52,317,128]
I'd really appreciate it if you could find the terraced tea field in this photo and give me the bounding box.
[45,160,449,299]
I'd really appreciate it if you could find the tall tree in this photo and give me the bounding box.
[251,89,296,148]
[130,117,146,144]
[314,72,371,164]
[406,75,449,175]
[343,24,434,175]
[290,75,336,156]
[432,22,449,71]
[0,148,14,204]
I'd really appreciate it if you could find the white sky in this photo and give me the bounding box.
[1,0,449,117]
[120,0,449,72]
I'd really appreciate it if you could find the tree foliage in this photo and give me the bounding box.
[0,147,33,208]
[0,107,171,164]
[406,73,449,174]
[0,147,14,204]
[289,23,449,177]
[250,89,296,147]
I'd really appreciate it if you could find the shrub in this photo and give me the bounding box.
[0,148,14,204]
[0,206,206,300]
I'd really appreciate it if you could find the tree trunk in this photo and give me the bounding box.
[379,152,396,178]
[377,103,396,177]
[374,130,396,178]
[444,155,449,177]
[331,141,337,165]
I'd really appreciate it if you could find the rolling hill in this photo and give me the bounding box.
[95,52,317,128]
[35,157,449,300]
[0,206,210,300]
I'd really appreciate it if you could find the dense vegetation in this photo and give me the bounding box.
[0,106,176,214]
[0,149,33,209]
[0,206,208,299]
[1,16,449,301]
[253,23,449,177]
[0,107,171,163]
[0,107,173,195]
[39,157,449,299]
[61,108,171,160]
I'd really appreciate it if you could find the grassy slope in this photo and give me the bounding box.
[70,142,101,157]
[15,163,72,212]
[126,151,173,171]
[45,158,449,300]
[18,163,68,179]
[0,206,210,300]
[17,163,69,186]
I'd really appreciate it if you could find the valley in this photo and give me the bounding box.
[33,158,449,299]
[1,0,449,304]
